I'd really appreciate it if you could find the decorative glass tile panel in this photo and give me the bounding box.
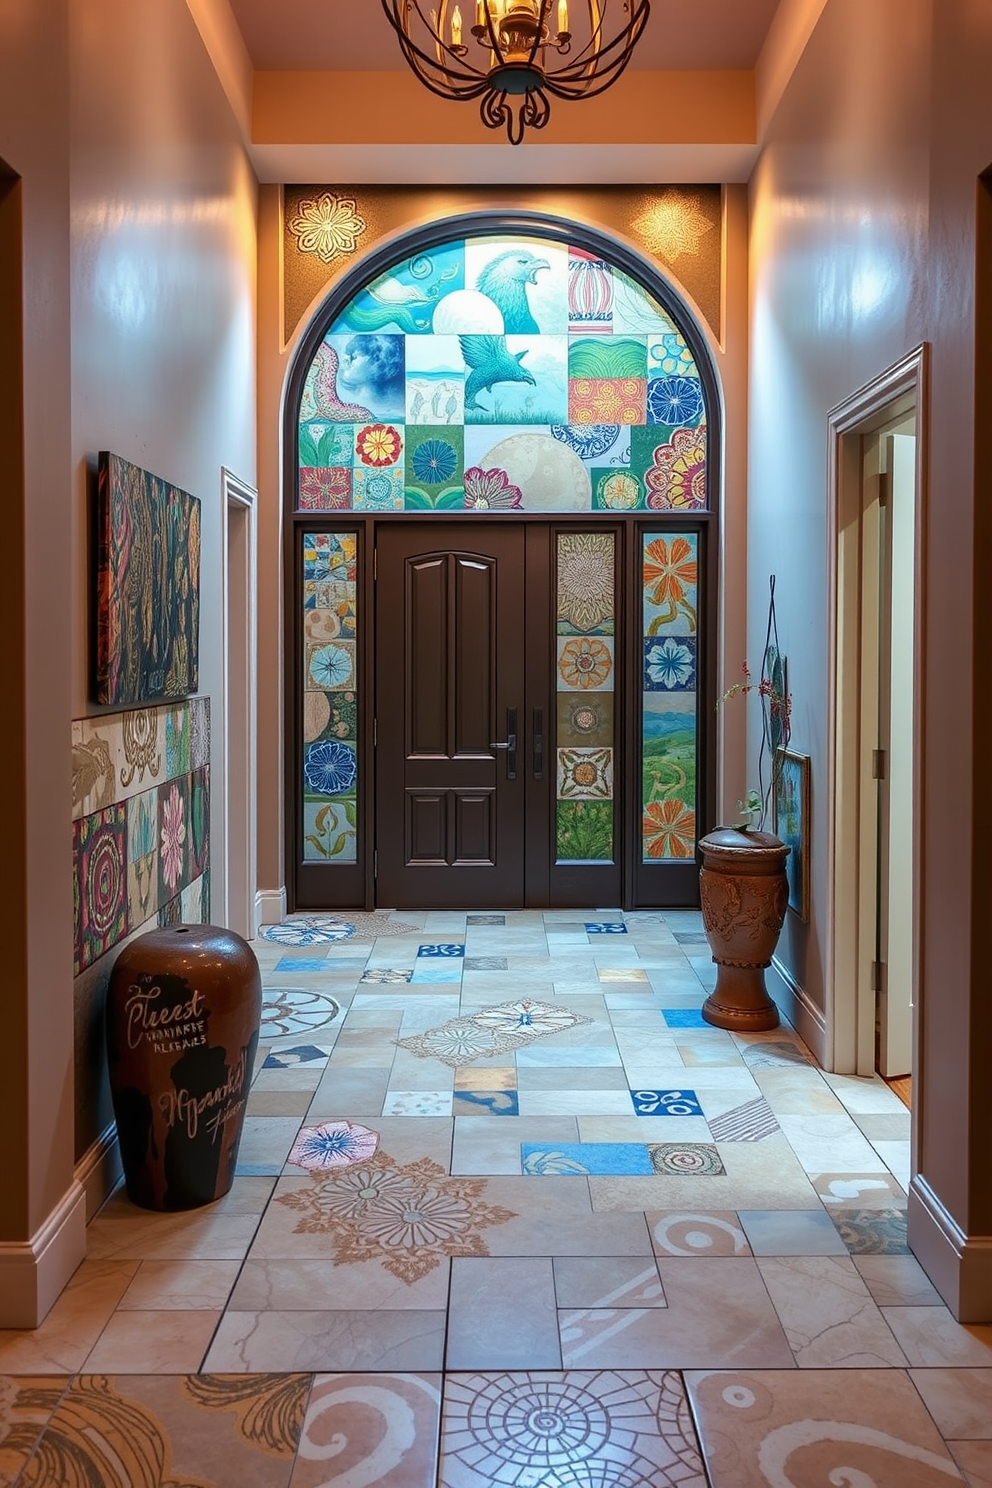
[642,532,698,862]
[556,531,615,863]
[302,532,358,862]
[297,236,707,513]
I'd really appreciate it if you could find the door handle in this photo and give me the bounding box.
[533,707,544,779]
[491,708,517,780]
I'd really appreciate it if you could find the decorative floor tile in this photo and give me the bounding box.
[707,1097,780,1142]
[466,914,505,925]
[661,1008,709,1028]
[382,1091,454,1117]
[455,1066,515,1090]
[740,1039,810,1068]
[830,1207,910,1255]
[418,943,466,957]
[0,1377,69,1483]
[260,990,341,1039]
[586,922,628,933]
[686,1368,965,1488]
[463,956,508,970]
[360,968,413,984]
[648,1144,726,1176]
[262,1043,333,1069]
[410,963,465,984]
[396,1001,594,1068]
[452,1090,519,1116]
[813,1172,908,1207]
[631,1089,704,1117]
[672,932,709,945]
[648,1211,751,1257]
[522,1143,656,1176]
[290,1373,442,1488]
[274,956,328,972]
[598,967,649,982]
[261,918,356,945]
[439,1370,706,1488]
[275,1150,517,1282]
[288,1120,380,1171]
[553,1257,666,1310]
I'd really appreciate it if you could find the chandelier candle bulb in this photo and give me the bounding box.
[558,0,568,34]
[451,4,462,44]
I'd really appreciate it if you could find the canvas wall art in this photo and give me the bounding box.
[774,747,811,920]
[95,451,201,705]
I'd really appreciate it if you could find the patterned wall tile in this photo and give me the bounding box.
[74,804,128,976]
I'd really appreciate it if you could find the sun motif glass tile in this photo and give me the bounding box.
[556,532,615,635]
[557,747,613,801]
[275,1150,517,1283]
[631,1089,703,1117]
[648,1143,726,1176]
[395,1000,593,1068]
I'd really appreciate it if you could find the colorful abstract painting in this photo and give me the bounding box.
[297,236,708,513]
[95,452,200,704]
[303,531,358,862]
[556,532,615,862]
[642,533,698,862]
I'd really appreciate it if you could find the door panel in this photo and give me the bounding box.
[376,523,526,907]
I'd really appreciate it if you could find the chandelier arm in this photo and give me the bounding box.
[552,4,650,76]
[380,0,483,83]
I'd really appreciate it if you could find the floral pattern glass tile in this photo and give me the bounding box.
[302,530,359,863]
[297,233,708,515]
[556,531,616,864]
[642,532,698,862]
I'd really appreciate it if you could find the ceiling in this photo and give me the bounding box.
[228,0,781,74]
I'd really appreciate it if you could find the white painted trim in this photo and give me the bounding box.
[909,1175,992,1322]
[255,886,287,935]
[768,954,827,1068]
[73,1123,122,1223]
[0,1182,87,1328]
[221,470,259,942]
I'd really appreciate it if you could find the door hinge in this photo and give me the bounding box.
[878,470,891,507]
[872,748,886,780]
[871,960,886,993]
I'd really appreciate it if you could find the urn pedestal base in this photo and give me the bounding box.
[697,827,790,1034]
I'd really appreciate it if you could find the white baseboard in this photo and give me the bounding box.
[0,1181,87,1328]
[909,1174,992,1322]
[74,1123,122,1222]
[254,886,286,935]
[769,954,828,1067]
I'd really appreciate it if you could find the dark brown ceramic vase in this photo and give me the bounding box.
[698,827,790,1032]
[106,924,262,1211]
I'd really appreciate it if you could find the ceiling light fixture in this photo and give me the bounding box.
[380,0,651,146]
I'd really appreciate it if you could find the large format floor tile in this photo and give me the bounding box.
[43,907,967,1487]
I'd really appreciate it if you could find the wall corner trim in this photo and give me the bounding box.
[769,954,827,1067]
[74,1123,122,1224]
[909,1175,992,1323]
[0,1181,87,1329]
[255,886,287,934]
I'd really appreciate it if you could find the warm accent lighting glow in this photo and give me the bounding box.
[381,0,651,145]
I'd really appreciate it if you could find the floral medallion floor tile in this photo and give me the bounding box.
[275,1152,518,1283]
[396,1001,594,1068]
[260,990,341,1040]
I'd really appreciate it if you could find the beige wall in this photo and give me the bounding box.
[255,187,750,907]
[0,0,257,1319]
[749,0,992,1316]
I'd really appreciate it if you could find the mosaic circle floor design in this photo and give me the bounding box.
[260,988,341,1038]
[467,1376,611,1468]
[260,914,419,944]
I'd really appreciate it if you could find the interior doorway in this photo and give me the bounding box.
[828,348,928,1086]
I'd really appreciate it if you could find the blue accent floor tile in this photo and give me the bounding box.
[453,1090,520,1116]
[522,1142,654,1176]
[262,1044,330,1068]
[417,943,466,957]
[274,956,328,972]
[235,1162,282,1176]
[585,922,627,934]
[410,962,464,984]
[661,1008,710,1028]
[630,1088,704,1116]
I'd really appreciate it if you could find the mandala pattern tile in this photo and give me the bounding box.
[261,919,356,945]
[260,989,341,1039]
[631,1090,703,1117]
[288,1120,380,1171]
[556,532,615,635]
[275,1150,517,1283]
[707,1098,781,1143]
[649,1144,726,1176]
[557,747,614,801]
[290,1373,442,1488]
[452,1090,520,1116]
[396,1000,593,1068]
[439,1370,706,1488]
[74,803,128,975]
[830,1207,911,1255]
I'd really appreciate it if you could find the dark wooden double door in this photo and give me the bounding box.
[376,521,617,908]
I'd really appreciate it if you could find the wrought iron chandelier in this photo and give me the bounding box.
[380,0,651,146]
